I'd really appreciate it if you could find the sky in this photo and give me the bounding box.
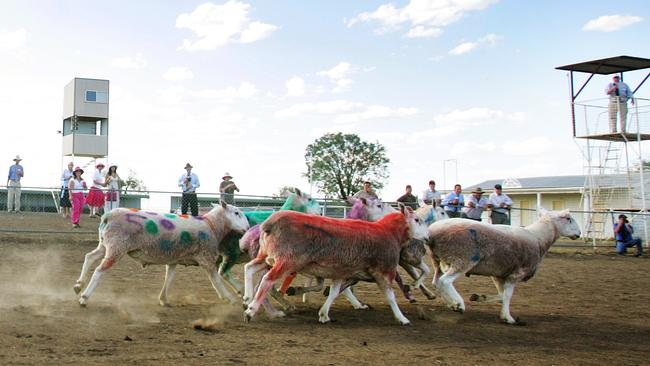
[1,0,649,203]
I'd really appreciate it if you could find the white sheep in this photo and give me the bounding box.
[73,201,250,306]
[426,208,580,324]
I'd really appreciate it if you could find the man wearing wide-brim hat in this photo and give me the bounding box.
[462,187,488,221]
[6,155,24,213]
[178,163,200,216]
[219,172,239,205]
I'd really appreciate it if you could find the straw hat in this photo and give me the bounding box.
[222,172,232,180]
[184,163,193,169]
[73,166,84,175]
[13,155,22,162]
[96,162,105,169]
[472,187,484,194]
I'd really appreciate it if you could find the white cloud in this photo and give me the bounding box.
[0,28,27,51]
[317,62,361,93]
[335,105,418,124]
[449,33,502,55]
[583,15,643,32]
[428,107,524,136]
[501,136,551,156]
[275,100,417,123]
[176,1,278,51]
[157,82,259,104]
[163,66,194,81]
[286,76,305,97]
[406,25,442,38]
[111,53,147,69]
[347,0,499,37]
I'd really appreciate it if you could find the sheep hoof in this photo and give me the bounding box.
[159,301,171,307]
[355,304,369,310]
[469,293,480,301]
[400,320,412,326]
[79,296,88,307]
[450,304,464,313]
[73,283,82,294]
[285,287,297,296]
[244,310,254,323]
[318,316,331,324]
[268,310,286,319]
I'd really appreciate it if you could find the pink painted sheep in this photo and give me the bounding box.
[426,208,581,324]
[73,201,250,306]
[243,205,429,325]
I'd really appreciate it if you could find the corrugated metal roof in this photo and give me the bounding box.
[466,173,650,190]
[555,55,650,75]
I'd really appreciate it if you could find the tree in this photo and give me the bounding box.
[305,132,389,199]
[121,169,147,194]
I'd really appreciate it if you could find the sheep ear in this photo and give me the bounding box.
[295,188,302,197]
[398,202,406,214]
[220,200,228,209]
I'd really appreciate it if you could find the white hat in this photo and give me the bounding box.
[13,155,22,162]
[222,172,232,179]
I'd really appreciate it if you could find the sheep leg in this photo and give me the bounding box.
[74,243,105,294]
[219,256,243,295]
[318,280,343,323]
[243,257,268,305]
[500,280,519,324]
[341,287,368,310]
[302,277,314,303]
[374,272,410,325]
[245,261,291,322]
[395,272,417,303]
[269,286,295,311]
[435,269,465,313]
[158,264,177,307]
[430,257,442,287]
[401,261,435,300]
[79,254,119,307]
[205,263,238,304]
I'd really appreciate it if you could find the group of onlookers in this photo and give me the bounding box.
[59,162,120,228]
[394,179,512,224]
[178,163,239,217]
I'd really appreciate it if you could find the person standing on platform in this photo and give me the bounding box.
[420,180,441,207]
[178,163,200,216]
[6,155,24,213]
[60,162,74,218]
[606,75,634,133]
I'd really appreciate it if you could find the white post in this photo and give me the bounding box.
[634,100,648,247]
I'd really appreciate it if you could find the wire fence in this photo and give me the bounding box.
[1,185,648,249]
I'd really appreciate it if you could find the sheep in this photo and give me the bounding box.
[243,204,429,325]
[73,201,250,307]
[426,208,581,324]
[399,204,449,300]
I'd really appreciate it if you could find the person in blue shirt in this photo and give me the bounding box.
[614,214,643,257]
[606,75,635,134]
[178,163,200,216]
[7,155,24,213]
[442,184,464,218]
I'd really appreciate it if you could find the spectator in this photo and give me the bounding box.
[219,172,239,205]
[60,162,74,218]
[104,164,120,212]
[614,214,643,257]
[606,75,634,133]
[6,155,24,213]
[420,180,441,207]
[86,163,105,218]
[488,184,513,224]
[462,187,488,221]
[442,184,464,218]
[396,185,418,210]
[178,163,200,216]
[68,166,87,228]
[353,181,379,201]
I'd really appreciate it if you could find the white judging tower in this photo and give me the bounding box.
[62,78,109,159]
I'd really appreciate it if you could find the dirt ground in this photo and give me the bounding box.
[0,212,649,365]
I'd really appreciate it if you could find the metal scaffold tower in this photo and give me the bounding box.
[556,56,650,247]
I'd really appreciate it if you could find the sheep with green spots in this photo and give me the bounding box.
[73,201,250,307]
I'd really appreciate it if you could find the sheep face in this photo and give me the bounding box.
[367,199,397,222]
[402,205,429,241]
[221,201,250,234]
[550,210,581,240]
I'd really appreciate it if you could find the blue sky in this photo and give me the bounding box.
[1,0,649,202]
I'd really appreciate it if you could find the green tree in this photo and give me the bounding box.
[305,132,389,199]
[121,169,147,194]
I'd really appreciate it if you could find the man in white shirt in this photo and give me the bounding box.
[353,181,379,201]
[462,187,488,221]
[178,163,200,216]
[488,184,512,224]
[420,180,441,207]
[606,74,635,133]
